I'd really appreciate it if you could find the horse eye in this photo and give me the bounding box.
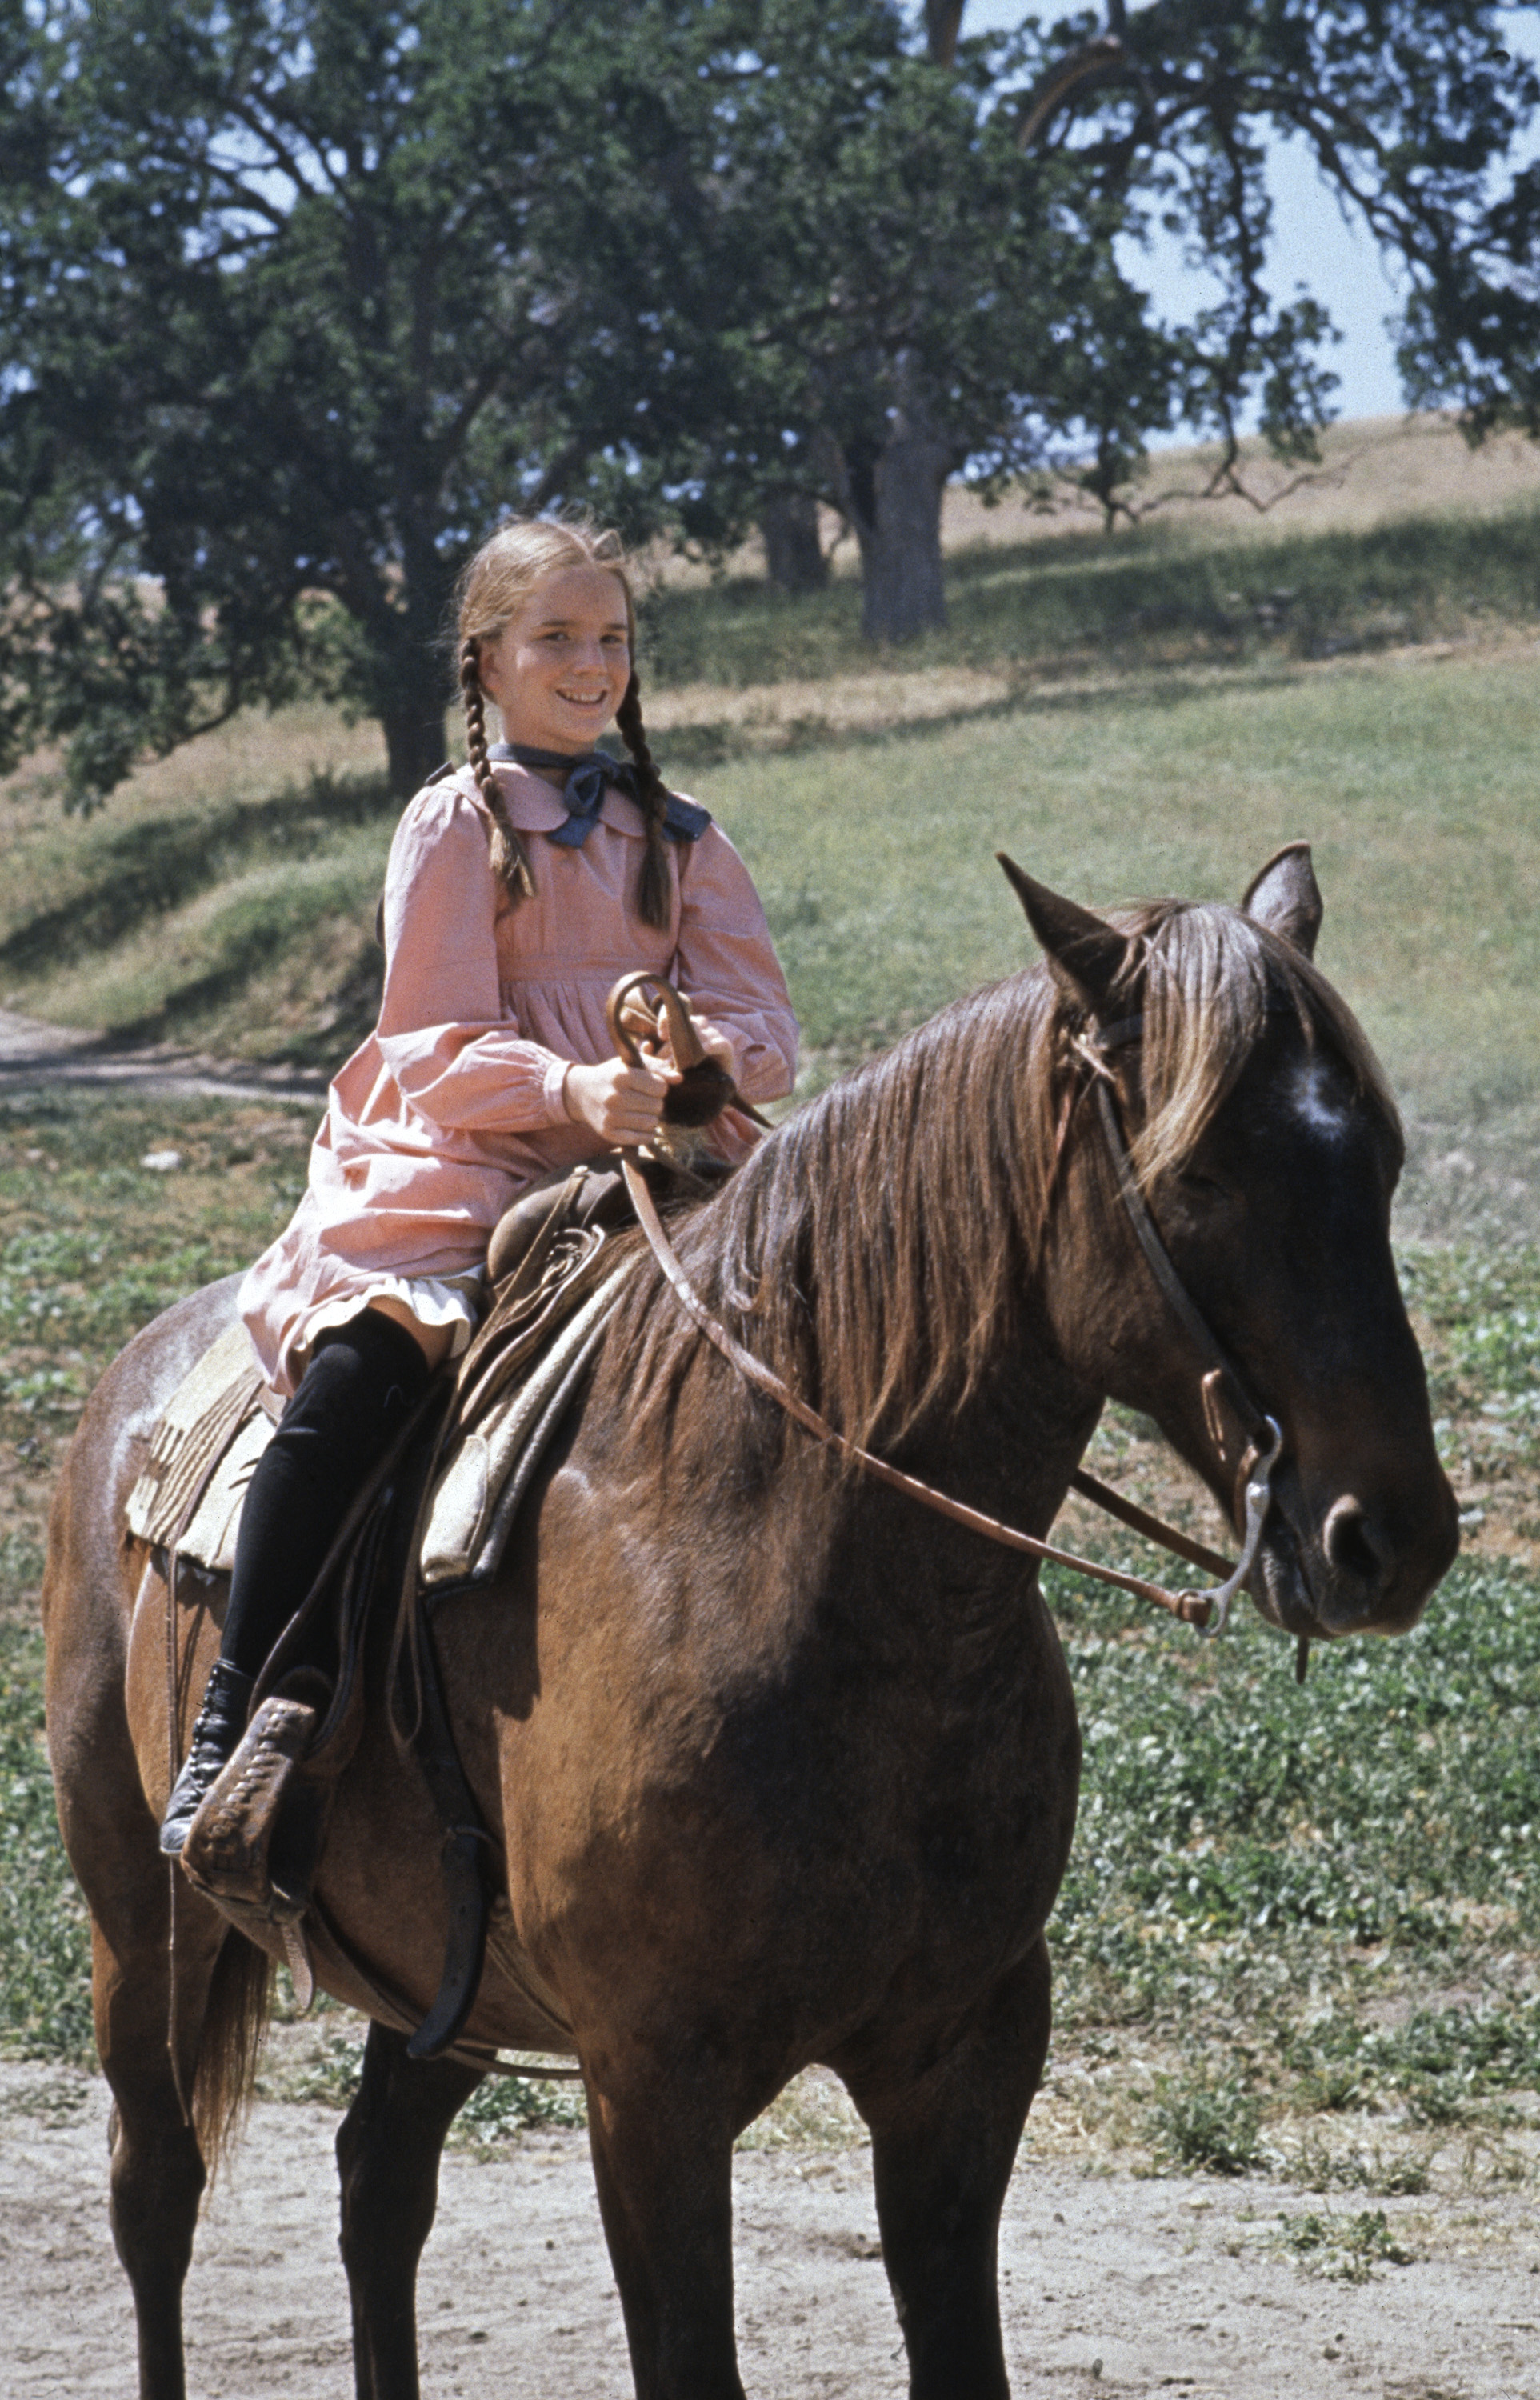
[1181,1170,1230,1204]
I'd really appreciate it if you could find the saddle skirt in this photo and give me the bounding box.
[126,1194,634,1594]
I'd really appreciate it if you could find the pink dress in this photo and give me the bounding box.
[240,762,799,1394]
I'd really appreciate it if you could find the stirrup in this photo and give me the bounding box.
[159,1661,254,1857]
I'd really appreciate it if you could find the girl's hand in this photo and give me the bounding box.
[563,1053,678,1146]
[648,1006,737,1078]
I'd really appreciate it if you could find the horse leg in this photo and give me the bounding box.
[52,1637,231,2399]
[841,1938,1054,2400]
[335,2022,483,2400]
[583,2064,743,2400]
[94,1911,216,2400]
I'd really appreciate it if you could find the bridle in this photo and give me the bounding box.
[610,978,1285,1640]
[1071,1021,1284,1636]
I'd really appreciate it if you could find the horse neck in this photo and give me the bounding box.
[690,989,1107,1531]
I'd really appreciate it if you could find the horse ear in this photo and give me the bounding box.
[997,852,1134,1016]
[1242,841,1322,959]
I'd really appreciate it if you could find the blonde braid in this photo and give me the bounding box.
[614,671,673,932]
[459,636,536,905]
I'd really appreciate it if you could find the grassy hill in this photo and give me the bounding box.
[3,412,1537,1151]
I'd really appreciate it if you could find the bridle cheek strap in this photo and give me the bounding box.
[1087,1074,1284,1633]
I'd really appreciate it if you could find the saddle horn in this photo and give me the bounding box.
[606,971,766,1130]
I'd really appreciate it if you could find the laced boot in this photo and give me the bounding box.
[159,1659,255,1857]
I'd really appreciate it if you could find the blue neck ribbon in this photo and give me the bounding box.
[488,743,710,846]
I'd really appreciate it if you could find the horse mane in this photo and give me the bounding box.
[655,898,1398,1454]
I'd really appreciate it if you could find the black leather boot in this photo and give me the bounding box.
[159,1659,255,1857]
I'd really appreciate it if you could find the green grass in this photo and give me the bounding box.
[1146,2073,1266,2175]
[4,650,1537,1118]
[702,647,1540,1120]
[266,2020,585,2144]
[1047,1551,1540,1996]
[0,1624,93,2058]
[0,1094,314,2059]
[642,502,1540,688]
[1,498,1537,1126]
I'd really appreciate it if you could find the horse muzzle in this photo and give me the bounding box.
[1249,1456,1461,1639]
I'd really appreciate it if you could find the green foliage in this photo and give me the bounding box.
[0,1627,94,2061]
[270,2022,586,2132]
[1275,2206,1414,2281]
[1146,2073,1264,2174]
[1402,1248,1540,1511]
[0,1534,45,1614]
[1049,1551,1540,1997]
[451,2072,588,2145]
[277,2026,370,2109]
[1286,1993,1540,2126]
[0,1100,316,2066]
[656,11,1138,610]
[0,1221,241,1365]
[1403,1249,1540,1406]
[0,0,768,794]
[3,0,1536,770]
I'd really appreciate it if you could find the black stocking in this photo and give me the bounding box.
[219,1309,431,1679]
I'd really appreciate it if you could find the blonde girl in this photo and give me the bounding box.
[162,517,798,1852]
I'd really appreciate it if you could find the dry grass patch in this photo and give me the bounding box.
[646,662,1014,747]
[941,411,1540,554]
[642,410,1540,593]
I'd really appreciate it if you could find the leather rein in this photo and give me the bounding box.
[614,981,1284,1638]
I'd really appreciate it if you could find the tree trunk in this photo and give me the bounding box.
[759,490,828,594]
[840,404,952,643]
[375,514,455,797]
[380,674,449,798]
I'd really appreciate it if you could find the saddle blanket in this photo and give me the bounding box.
[125,1266,632,1592]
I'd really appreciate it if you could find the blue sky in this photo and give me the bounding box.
[961,1,1540,426]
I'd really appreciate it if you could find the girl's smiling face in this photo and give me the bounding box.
[479,563,632,757]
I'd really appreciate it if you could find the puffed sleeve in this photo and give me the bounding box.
[374,782,572,1133]
[671,822,799,1104]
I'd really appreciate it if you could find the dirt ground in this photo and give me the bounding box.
[5,2058,1538,2400]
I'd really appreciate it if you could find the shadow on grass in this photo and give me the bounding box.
[655,654,1370,777]
[0,766,394,978]
[263,942,383,1074]
[642,502,1540,691]
[94,879,383,1068]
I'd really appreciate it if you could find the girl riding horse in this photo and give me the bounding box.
[159,514,798,1852]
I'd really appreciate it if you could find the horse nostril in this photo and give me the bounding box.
[1323,1495,1394,1593]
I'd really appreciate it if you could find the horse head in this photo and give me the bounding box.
[1001,844,1459,1644]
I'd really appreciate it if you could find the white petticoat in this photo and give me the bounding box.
[288,1267,486,1371]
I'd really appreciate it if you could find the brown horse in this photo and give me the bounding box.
[44,847,1458,2400]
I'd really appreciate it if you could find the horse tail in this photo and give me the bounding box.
[192,1928,274,2174]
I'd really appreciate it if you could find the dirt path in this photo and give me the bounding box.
[0,1008,327,1108]
[4,2062,1538,2399]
